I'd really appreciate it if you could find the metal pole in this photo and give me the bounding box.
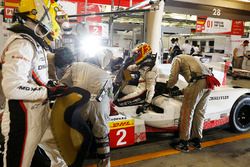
[84,0,88,22]
[109,0,114,47]
[143,12,147,42]
[68,9,151,18]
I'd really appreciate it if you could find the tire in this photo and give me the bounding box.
[230,95,250,132]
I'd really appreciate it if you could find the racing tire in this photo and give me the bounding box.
[230,95,250,132]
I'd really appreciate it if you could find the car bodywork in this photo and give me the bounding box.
[109,63,250,148]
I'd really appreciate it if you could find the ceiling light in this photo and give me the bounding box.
[239,0,250,2]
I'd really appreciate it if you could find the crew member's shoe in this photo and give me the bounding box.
[189,138,202,150]
[174,140,189,153]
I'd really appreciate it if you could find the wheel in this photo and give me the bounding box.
[230,95,250,132]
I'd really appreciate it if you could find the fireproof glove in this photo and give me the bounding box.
[47,83,68,101]
[169,88,183,97]
[136,102,150,115]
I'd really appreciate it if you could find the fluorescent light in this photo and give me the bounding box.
[239,0,250,2]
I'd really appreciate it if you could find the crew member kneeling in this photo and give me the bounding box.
[55,51,113,167]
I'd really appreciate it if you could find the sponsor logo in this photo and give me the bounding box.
[18,86,42,91]
[39,57,45,61]
[38,65,47,70]
[109,119,134,129]
[31,103,41,110]
[110,116,127,121]
[12,55,30,62]
[209,95,229,101]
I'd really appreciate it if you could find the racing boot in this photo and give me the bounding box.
[189,138,202,150]
[96,135,110,167]
[174,140,189,153]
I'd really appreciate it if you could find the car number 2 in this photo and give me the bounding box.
[116,129,127,146]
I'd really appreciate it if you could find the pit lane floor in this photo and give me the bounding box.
[86,128,250,167]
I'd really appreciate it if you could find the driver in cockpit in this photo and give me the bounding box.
[116,43,158,113]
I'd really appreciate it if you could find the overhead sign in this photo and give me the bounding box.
[4,0,20,20]
[4,6,14,18]
[66,0,144,7]
[164,0,250,21]
[196,16,244,35]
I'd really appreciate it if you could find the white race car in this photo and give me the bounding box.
[109,63,250,148]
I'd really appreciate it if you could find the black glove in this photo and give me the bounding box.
[47,80,58,87]
[169,89,183,97]
[47,84,68,100]
[155,82,168,96]
[136,102,150,115]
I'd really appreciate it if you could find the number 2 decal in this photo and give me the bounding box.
[93,27,99,35]
[116,129,127,146]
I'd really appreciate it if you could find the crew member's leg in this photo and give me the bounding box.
[89,98,110,167]
[1,100,49,167]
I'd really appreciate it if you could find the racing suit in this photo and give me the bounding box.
[233,44,247,69]
[0,68,4,110]
[1,34,66,167]
[167,55,211,141]
[60,62,112,167]
[119,64,158,104]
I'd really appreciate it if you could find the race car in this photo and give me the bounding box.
[108,63,250,148]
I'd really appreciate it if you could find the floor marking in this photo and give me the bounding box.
[87,132,250,167]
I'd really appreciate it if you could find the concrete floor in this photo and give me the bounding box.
[123,139,250,167]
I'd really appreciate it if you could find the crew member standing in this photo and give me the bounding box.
[181,40,192,55]
[1,0,68,166]
[166,55,220,152]
[233,40,249,69]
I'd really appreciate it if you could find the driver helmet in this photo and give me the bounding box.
[17,0,63,41]
[131,42,152,65]
[62,21,73,35]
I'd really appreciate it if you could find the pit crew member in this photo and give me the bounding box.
[1,0,68,166]
[56,50,113,167]
[166,55,220,152]
[233,40,249,69]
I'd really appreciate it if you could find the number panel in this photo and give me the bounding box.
[109,126,135,148]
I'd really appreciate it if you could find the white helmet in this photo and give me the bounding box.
[62,21,73,35]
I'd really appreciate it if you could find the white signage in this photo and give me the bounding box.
[203,17,232,33]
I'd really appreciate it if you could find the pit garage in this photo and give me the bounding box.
[0,0,250,167]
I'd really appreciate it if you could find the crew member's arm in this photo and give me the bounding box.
[145,67,158,103]
[127,64,138,71]
[233,48,238,59]
[2,39,47,101]
[167,58,181,88]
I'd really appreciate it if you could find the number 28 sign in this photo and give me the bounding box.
[109,119,135,148]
